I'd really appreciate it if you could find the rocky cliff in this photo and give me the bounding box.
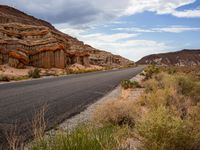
[0,5,133,69]
[137,49,200,66]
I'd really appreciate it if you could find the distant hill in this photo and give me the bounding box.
[137,49,200,66]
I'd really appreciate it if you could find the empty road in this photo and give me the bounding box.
[0,66,144,145]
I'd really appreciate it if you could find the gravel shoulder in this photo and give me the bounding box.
[58,74,144,131]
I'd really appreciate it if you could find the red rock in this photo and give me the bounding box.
[0,5,133,69]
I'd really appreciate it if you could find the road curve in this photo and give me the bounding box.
[0,66,144,145]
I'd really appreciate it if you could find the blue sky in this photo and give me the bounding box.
[1,0,200,61]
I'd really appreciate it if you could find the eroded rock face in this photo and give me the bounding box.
[0,23,91,68]
[0,5,133,69]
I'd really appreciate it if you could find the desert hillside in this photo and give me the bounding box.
[137,49,200,66]
[0,5,133,69]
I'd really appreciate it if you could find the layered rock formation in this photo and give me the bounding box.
[0,5,133,69]
[137,49,200,66]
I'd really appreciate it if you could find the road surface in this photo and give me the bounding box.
[0,66,144,145]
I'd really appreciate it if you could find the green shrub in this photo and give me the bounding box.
[144,64,160,80]
[137,107,196,150]
[167,67,177,74]
[121,80,141,89]
[0,75,11,82]
[30,125,119,150]
[28,68,41,78]
[13,76,29,81]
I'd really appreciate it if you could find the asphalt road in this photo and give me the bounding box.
[0,66,144,146]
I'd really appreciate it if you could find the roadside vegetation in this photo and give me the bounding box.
[5,65,200,150]
[65,68,103,74]
[31,124,124,150]
[0,74,29,82]
[121,79,141,89]
[136,65,200,150]
[28,68,41,78]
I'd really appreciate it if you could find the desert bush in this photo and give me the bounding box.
[160,66,200,80]
[93,99,138,127]
[31,124,119,150]
[136,106,196,150]
[177,76,195,95]
[0,75,11,82]
[137,67,200,149]
[190,82,200,104]
[141,87,177,109]
[142,74,192,118]
[176,76,200,104]
[28,68,41,78]
[167,67,177,74]
[188,103,200,132]
[121,80,141,89]
[144,78,160,93]
[143,64,160,80]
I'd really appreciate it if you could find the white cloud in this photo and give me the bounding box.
[92,39,170,61]
[80,33,138,42]
[155,26,200,33]
[172,9,200,17]
[59,27,170,61]
[115,27,154,33]
[124,0,200,18]
[114,26,200,33]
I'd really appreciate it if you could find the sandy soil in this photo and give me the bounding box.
[68,63,103,71]
[0,64,104,81]
[0,64,32,77]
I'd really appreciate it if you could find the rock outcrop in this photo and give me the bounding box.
[0,5,133,69]
[137,49,200,66]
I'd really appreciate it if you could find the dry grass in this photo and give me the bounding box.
[31,104,47,140]
[136,66,200,150]
[93,99,139,127]
[5,124,23,150]
[136,106,197,150]
[30,124,127,150]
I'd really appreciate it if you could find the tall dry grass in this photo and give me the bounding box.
[136,66,200,150]
[31,104,48,140]
[5,124,23,150]
[93,99,139,127]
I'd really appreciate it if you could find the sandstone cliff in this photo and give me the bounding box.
[0,5,133,69]
[137,49,200,66]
